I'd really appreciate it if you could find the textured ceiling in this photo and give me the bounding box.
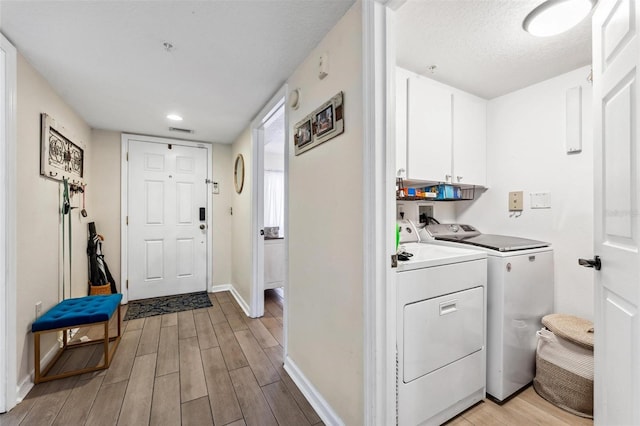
[396,0,593,99]
[0,0,354,143]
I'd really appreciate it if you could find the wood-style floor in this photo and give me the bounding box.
[445,386,593,426]
[1,289,594,426]
[0,290,323,426]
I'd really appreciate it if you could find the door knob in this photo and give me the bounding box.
[199,224,206,230]
[578,256,601,270]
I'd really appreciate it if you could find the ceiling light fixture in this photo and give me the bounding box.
[523,0,596,37]
[166,114,183,121]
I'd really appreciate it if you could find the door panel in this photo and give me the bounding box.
[145,240,164,280]
[593,0,640,424]
[128,140,208,300]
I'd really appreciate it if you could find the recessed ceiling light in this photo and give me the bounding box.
[523,0,596,37]
[167,114,183,121]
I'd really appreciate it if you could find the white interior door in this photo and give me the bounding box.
[128,139,208,300]
[592,1,640,424]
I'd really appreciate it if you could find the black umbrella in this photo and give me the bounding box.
[87,222,118,294]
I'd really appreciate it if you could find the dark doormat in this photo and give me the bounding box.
[124,291,212,321]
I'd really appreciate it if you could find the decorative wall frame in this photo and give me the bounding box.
[294,91,344,155]
[40,113,85,184]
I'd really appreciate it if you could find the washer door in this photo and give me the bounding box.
[403,286,484,383]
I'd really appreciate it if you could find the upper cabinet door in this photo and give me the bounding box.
[396,70,409,178]
[407,77,452,182]
[453,92,487,187]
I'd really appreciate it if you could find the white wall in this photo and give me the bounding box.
[286,3,363,424]
[456,66,594,320]
[15,53,92,387]
[230,128,253,304]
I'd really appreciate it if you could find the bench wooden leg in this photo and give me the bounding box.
[33,303,123,384]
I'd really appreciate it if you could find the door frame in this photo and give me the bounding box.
[249,85,287,319]
[0,31,17,413]
[363,1,397,424]
[120,134,214,304]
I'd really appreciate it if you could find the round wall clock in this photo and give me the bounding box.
[234,154,245,194]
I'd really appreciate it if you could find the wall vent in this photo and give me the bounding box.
[169,126,194,134]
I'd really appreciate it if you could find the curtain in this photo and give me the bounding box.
[264,170,284,237]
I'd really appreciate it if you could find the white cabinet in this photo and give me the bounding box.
[453,92,486,186]
[398,69,487,187]
[407,76,453,183]
[264,238,284,289]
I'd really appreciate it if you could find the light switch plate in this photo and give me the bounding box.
[530,192,551,209]
[509,191,523,211]
[212,182,219,194]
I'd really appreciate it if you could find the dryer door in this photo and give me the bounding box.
[403,286,484,383]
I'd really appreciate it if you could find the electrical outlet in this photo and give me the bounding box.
[35,301,42,318]
[509,191,523,211]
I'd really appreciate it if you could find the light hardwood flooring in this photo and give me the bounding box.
[445,386,594,426]
[1,289,594,426]
[0,290,323,426]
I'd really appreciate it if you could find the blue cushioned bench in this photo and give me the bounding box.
[32,294,122,383]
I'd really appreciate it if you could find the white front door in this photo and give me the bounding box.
[592,1,640,424]
[128,139,208,300]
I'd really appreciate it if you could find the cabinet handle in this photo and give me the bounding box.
[456,176,463,182]
[445,174,451,182]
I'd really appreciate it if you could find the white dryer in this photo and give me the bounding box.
[396,221,487,424]
[425,224,554,402]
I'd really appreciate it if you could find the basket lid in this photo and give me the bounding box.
[542,314,594,349]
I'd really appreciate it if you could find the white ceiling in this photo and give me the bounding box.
[396,0,593,99]
[1,0,594,144]
[0,0,354,143]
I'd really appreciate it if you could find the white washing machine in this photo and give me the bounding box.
[424,223,554,402]
[396,220,487,425]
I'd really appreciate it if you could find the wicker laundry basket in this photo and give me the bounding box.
[533,314,594,418]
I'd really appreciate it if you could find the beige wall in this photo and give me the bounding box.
[89,129,121,290]
[211,142,233,286]
[230,128,253,304]
[286,3,364,424]
[16,53,92,385]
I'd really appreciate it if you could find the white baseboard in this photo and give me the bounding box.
[209,284,251,317]
[284,356,344,426]
[210,283,232,293]
[16,342,60,402]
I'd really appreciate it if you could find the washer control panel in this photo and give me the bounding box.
[426,223,480,238]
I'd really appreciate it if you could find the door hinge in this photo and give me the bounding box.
[126,216,128,225]
[126,279,129,289]
[126,152,128,161]
[391,254,398,268]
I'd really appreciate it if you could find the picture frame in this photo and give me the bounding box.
[294,91,344,156]
[40,113,85,184]
[315,104,334,137]
[294,118,313,150]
